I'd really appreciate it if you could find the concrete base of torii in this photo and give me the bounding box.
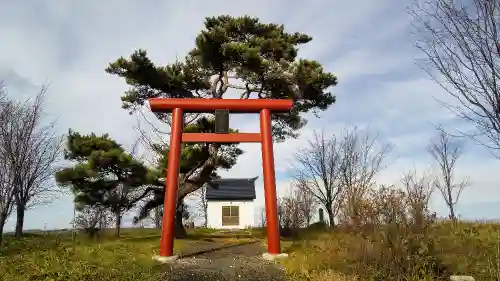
[262,252,289,261]
[152,255,179,263]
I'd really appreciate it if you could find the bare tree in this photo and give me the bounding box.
[337,126,393,225]
[295,185,318,227]
[410,0,500,157]
[428,129,468,221]
[291,131,342,228]
[0,85,16,244]
[1,87,62,237]
[401,169,434,226]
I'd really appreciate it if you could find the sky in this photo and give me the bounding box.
[1,0,499,231]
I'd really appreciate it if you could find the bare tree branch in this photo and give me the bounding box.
[0,84,16,244]
[277,186,305,239]
[411,0,500,157]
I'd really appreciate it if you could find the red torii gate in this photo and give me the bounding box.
[148,98,291,261]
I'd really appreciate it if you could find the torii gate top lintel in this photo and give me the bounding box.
[148,98,293,113]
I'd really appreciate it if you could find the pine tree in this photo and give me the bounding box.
[105,15,338,234]
[55,130,149,237]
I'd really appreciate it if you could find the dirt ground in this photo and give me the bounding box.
[163,242,289,281]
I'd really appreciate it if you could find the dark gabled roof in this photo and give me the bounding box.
[205,177,258,201]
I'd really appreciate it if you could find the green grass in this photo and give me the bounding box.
[3,221,498,281]
[0,228,247,281]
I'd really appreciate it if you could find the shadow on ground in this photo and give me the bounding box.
[163,242,289,281]
[177,240,259,259]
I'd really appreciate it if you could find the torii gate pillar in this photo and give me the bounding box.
[149,98,291,261]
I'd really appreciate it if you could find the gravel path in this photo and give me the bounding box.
[162,242,290,281]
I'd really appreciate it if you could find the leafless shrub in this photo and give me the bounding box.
[74,205,114,238]
[401,169,434,226]
[295,185,318,227]
[341,184,448,281]
[336,126,393,226]
[277,190,304,239]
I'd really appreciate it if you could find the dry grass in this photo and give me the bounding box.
[431,221,500,279]
[0,228,247,281]
[273,184,500,281]
[0,231,165,280]
[278,221,500,281]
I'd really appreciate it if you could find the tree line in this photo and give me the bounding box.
[275,125,468,233]
[1,0,499,242]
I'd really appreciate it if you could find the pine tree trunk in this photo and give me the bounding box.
[15,204,25,237]
[115,210,121,237]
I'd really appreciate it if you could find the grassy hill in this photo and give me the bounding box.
[0,221,499,280]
